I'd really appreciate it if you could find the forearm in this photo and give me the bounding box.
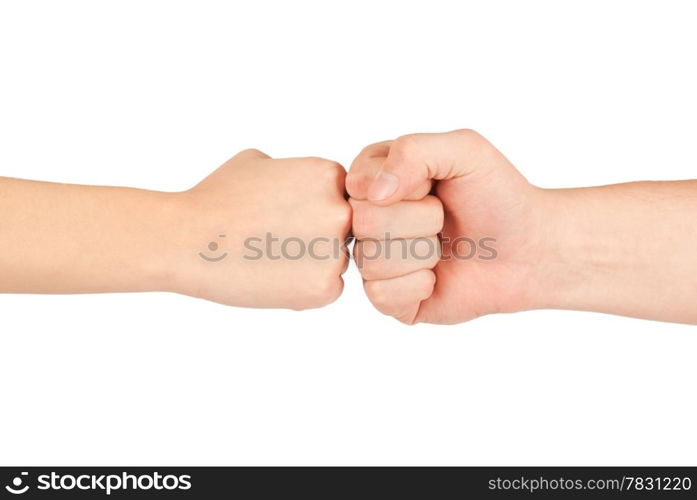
[535,181,697,323]
[0,177,179,294]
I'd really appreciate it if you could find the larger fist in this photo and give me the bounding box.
[347,130,546,324]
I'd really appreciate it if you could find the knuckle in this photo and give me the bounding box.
[318,275,344,306]
[424,193,444,210]
[327,160,346,177]
[301,274,343,309]
[353,240,382,279]
[424,195,445,231]
[359,142,377,155]
[360,261,383,281]
[307,157,345,175]
[412,236,441,267]
[430,237,443,264]
[414,270,436,300]
[324,162,347,185]
[392,134,422,158]
[364,280,390,309]
[334,200,352,229]
[452,128,479,138]
[360,267,377,281]
[344,171,362,198]
[452,128,488,150]
[240,147,264,156]
[303,156,329,167]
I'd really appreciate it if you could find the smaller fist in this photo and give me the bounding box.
[173,149,352,310]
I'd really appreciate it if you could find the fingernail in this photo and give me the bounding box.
[368,171,399,201]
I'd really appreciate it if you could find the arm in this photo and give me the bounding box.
[0,177,178,294]
[538,181,697,324]
[0,149,351,309]
[347,130,697,325]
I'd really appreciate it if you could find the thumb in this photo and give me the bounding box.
[366,129,492,205]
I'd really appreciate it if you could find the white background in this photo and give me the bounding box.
[1,0,695,465]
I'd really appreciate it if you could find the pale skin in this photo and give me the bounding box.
[347,129,697,325]
[1,133,696,324]
[0,149,351,310]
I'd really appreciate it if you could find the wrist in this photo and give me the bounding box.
[126,190,189,294]
[155,189,247,303]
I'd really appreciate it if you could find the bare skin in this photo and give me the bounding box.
[2,134,696,324]
[347,129,697,325]
[0,149,351,310]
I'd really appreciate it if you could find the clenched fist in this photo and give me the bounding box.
[174,149,352,309]
[347,130,545,324]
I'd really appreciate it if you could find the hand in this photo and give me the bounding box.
[347,130,546,324]
[172,149,351,310]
